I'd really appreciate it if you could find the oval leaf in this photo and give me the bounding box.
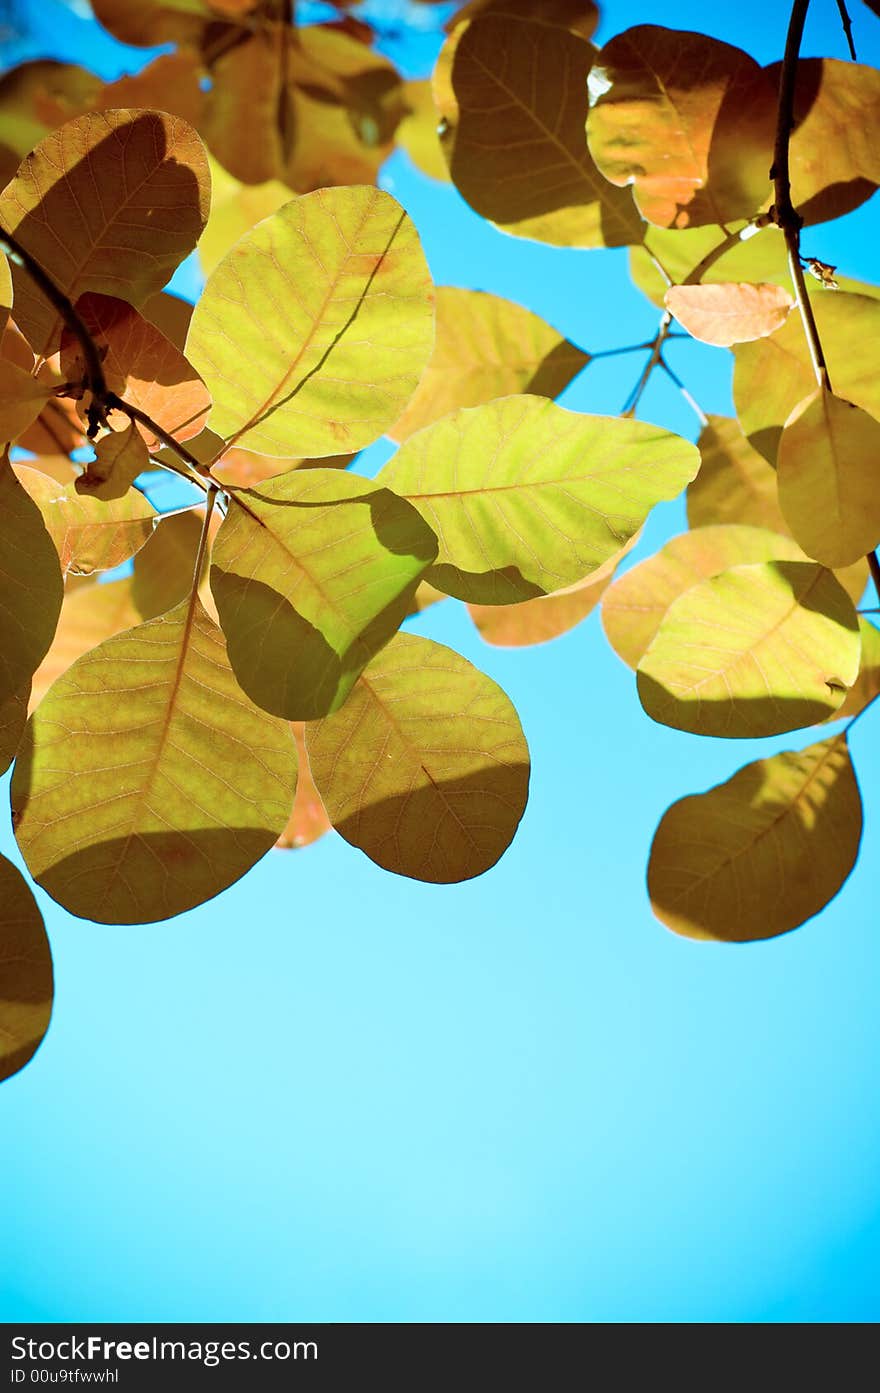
[665,282,793,348]
[187,186,434,457]
[637,560,860,737]
[28,578,143,712]
[0,109,210,355]
[778,388,880,569]
[12,598,298,924]
[15,464,157,576]
[210,469,438,721]
[306,632,530,882]
[587,26,776,228]
[79,421,150,501]
[379,396,700,604]
[0,357,52,440]
[648,735,862,941]
[0,852,53,1084]
[0,457,63,704]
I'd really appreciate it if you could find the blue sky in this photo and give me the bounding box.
[1,0,879,1323]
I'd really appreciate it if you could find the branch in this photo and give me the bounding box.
[105,393,214,480]
[836,0,857,59]
[621,311,672,418]
[869,551,880,600]
[658,358,709,427]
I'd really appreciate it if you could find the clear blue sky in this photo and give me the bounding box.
[1,0,879,1323]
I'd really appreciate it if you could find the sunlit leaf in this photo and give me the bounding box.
[197,160,290,276]
[28,577,141,712]
[275,724,331,850]
[777,388,880,569]
[637,561,860,737]
[210,469,438,720]
[835,618,880,720]
[0,686,28,775]
[0,457,63,704]
[469,570,610,647]
[0,356,52,440]
[60,294,211,448]
[379,395,699,604]
[648,735,862,941]
[78,422,150,502]
[12,598,298,925]
[15,464,157,577]
[665,282,793,347]
[0,852,53,1084]
[306,631,529,882]
[187,186,434,457]
[0,253,11,336]
[734,291,880,464]
[630,223,789,308]
[587,26,776,229]
[94,51,206,128]
[211,446,357,487]
[0,109,210,355]
[434,10,643,246]
[396,79,450,182]
[390,287,589,442]
[765,58,880,223]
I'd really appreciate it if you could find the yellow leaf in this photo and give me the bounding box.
[835,618,880,720]
[0,852,53,1083]
[0,356,52,441]
[14,464,157,577]
[0,456,63,705]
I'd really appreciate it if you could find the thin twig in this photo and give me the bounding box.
[192,486,219,593]
[868,551,880,599]
[682,215,774,286]
[105,393,214,479]
[658,358,709,427]
[836,0,857,59]
[621,311,672,418]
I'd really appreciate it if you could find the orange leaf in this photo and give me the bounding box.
[275,724,331,850]
[665,282,793,347]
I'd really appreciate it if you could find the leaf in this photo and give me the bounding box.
[141,291,195,352]
[91,0,216,48]
[197,160,290,277]
[777,388,880,569]
[275,723,331,850]
[0,852,53,1084]
[665,282,793,348]
[131,507,217,621]
[433,10,643,247]
[390,287,589,442]
[0,685,28,775]
[0,252,11,336]
[587,26,776,229]
[28,578,141,712]
[686,417,869,607]
[764,58,880,223]
[306,631,529,882]
[211,446,357,487]
[630,223,790,308]
[378,395,700,604]
[0,109,210,356]
[187,186,434,457]
[602,524,804,668]
[210,469,438,721]
[78,422,150,501]
[0,356,52,441]
[733,290,880,465]
[60,293,211,447]
[15,464,157,577]
[468,569,611,648]
[396,79,450,182]
[648,735,862,941]
[0,457,63,705]
[12,598,298,925]
[836,618,880,720]
[636,561,860,737]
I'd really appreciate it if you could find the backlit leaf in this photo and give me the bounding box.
[835,619,880,720]
[187,186,434,457]
[0,686,28,775]
[60,294,211,447]
[602,524,804,669]
[390,287,589,442]
[0,254,10,336]
[197,160,290,276]
[434,10,643,246]
[665,282,793,348]
[587,26,776,228]
[275,724,331,850]
[28,578,141,712]
[379,395,700,604]
[306,631,529,882]
[210,469,438,720]
[468,569,611,648]
[0,109,210,356]
[734,290,880,464]
[648,735,862,941]
[777,388,880,569]
[637,561,860,737]
[91,0,216,47]
[79,422,150,501]
[0,356,52,441]
[396,79,450,182]
[131,508,215,621]
[0,852,53,1084]
[0,457,63,704]
[141,291,195,352]
[12,598,298,924]
[15,464,157,577]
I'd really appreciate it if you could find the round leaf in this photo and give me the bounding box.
[664,282,793,348]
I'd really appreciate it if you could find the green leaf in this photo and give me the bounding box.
[636,561,860,737]
[306,631,529,882]
[664,282,792,348]
[0,685,28,776]
[390,287,589,442]
[836,618,880,720]
[0,457,63,705]
[210,469,438,721]
[734,291,880,465]
[587,26,776,228]
[648,735,862,941]
[0,852,53,1084]
[777,388,880,569]
[15,464,157,577]
[0,109,210,356]
[187,186,434,457]
[433,9,643,247]
[12,598,298,925]
[131,507,213,621]
[28,578,141,712]
[602,524,805,669]
[379,396,700,604]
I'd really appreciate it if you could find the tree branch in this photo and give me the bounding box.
[621,311,672,418]
[836,0,857,59]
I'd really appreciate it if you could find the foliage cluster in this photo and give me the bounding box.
[1,0,879,1085]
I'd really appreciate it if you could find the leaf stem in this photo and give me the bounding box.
[105,392,214,480]
[868,551,880,602]
[836,0,857,59]
[192,486,219,594]
[621,311,672,418]
[658,358,709,427]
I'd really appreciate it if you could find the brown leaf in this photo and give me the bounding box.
[275,724,331,849]
[665,282,793,347]
[78,421,150,501]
